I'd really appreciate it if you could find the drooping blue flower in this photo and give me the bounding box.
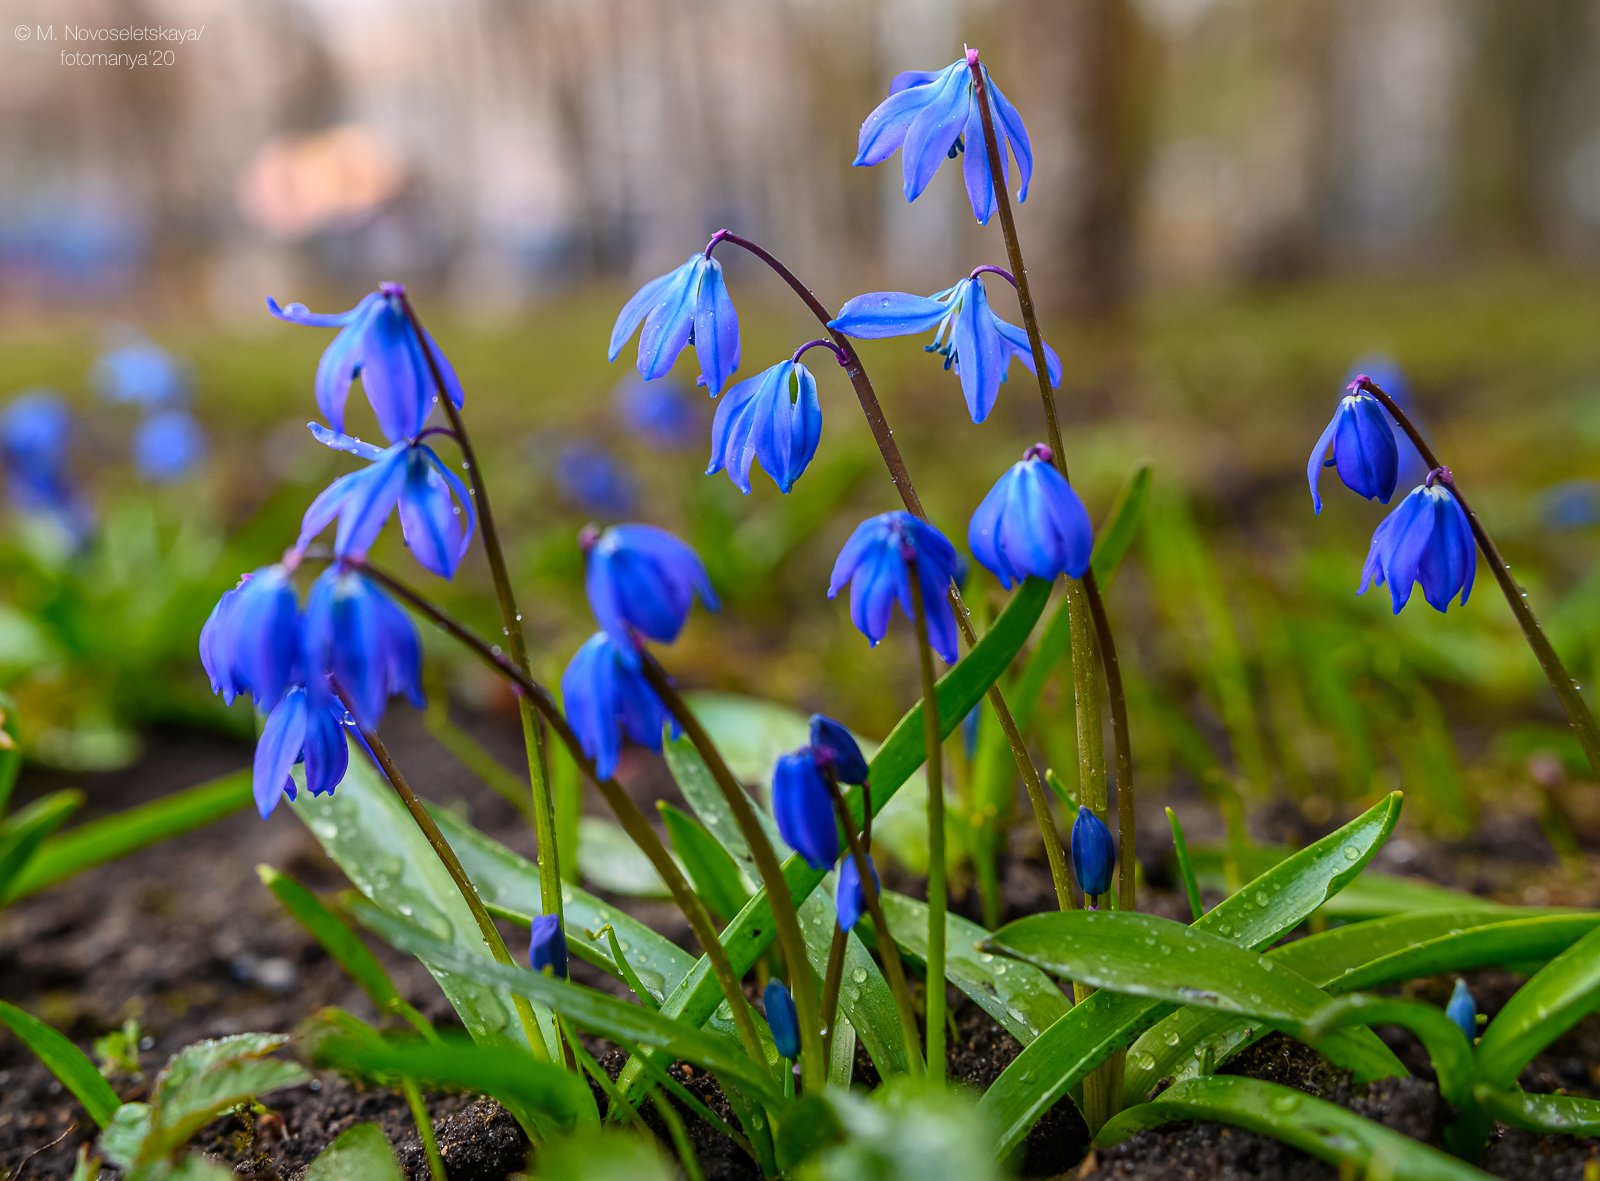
[91,334,190,408]
[772,749,839,871]
[827,511,963,663]
[528,914,569,980]
[555,442,639,517]
[706,360,822,494]
[1345,356,1427,488]
[253,683,352,818]
[268,284,464,444]
[616,376,700,450]
[836,853,879,933]
[1445,978,1476,1041]
[561,632,679,780]
[969,443,1093,587]
[582,523,718,662]
[132,409,208,484]
[1071,806,1115,903]
[1359,480,1477,614]
[302,566,425,730]
[809,714,869,786]
[855,53,1033,225]
[200,565,302,709]
[0,392,90,538]
[297,427,475,579]
[830,275,1061,423]
[764,979,800,1060]
[1307,393,1399,512]
[608,254,739,395]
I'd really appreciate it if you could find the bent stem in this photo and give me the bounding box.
[906,564,947,1085]
[392,288,564,928]
[1356,376,1600,778]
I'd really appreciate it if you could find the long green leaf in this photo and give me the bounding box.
[0,999,121,1127]
[1475,922,1600,1089]
[978,791,1402,1158]
[660,802,750,922]
[304,1123,405,1181]
[1479,1087,1600,1137]
[0,789,83,899]
[1191,846,1487,919]
[1099,1076,1494,1181]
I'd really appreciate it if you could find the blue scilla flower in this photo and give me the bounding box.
[1445,978,1476,1041]
[200,564,302,709]
[297,427,475,579]
[561,632,679,780]
[582,523,718,662]
[809,714,869,786]
[706,359,822,494]
[528,914,569,980]
[764,979,800,1060]
[616,377,700,450]
[1359,478,1477,614]
[827,511,962,664]
[608,253,739,395]
[253,683,352,818]
[969,443,1093,587]
[830,273,1061,424]
[268,284,464,444]
[855,51,1033,225]
[132,409,208,484]
[91,333,190,408]
[1071,806,1115,903]
[0,392,89,538]
[555,442,639,518]
[1345,356,1427,487]
[836,853,879,933]
[772,749,839,870]
[303,566,425,730]
[1307,392,1398,513]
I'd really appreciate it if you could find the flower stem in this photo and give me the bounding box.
[818,924,849,1066]
[966,52,1138,912]
[906,563,947,1085]
[637,653,830,1091]
[401,1078,447,1181]
[1357,376,1600,778]
[392,289,564,929]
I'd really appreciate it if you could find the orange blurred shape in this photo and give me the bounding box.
[236,124,407,241]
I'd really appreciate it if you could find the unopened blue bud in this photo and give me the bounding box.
[1071,806,1115,902]
[1446,978,1476,1041]
[529,914,568,981]
[809,714,869,786]
[836,853,879,933]
[764,979,800,1060]
[773,750,839,870]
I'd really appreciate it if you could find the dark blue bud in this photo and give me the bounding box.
[808,714,869,785]
[772,749,839,870]
[1445,978,1476,1041]
[529,913,568,980]
[1071,806,1115,902]
[764,979,800,1059]
[836,853,879,933]
[1307,392,1399,512]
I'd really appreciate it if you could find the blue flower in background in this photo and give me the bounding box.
[302,566,425,730]
[772,749,839,870]
[1359,480,1477,614]
[1542,480,1600,530]
[706,359,822,494]
[253,684,352,818]
[616,377,700,450]
[268,284,464,444]
[92,333,190,408]
[1307,391,1398,513]
[200,564,303,709]
[561,632,679,780]
[763,979,800,1059]
[809,714,870,786]
[1445,978,1476,1041]
[828,511,963,663]
[528,914,569,980]
[608,254,739,395]
[830,275,1061,423]
[855,53,1032,224]
[1071,806,1115,903]
[836,853,878,933]
[582,523,718,662]
[556,442,639,517]
[297,426,475,579]
[133,409,208,484]
[969,443,1093,587]
[0,392,90,539]
[1344,356,1427,488]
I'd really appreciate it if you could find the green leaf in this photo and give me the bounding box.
[304,1123,405,1181]
[140,1033,310,1161]
[1478,1087,1600,1137]
[0,789,83,899]
[978,791,1402,1158]
[1099,1076,1494,1181]
[578,816,670,897]
[6,772,251,903]
[1476,922,1600,1089]
[99,1103,152,1169]
[1304,995,1475,1112]
[528,1128,676,1181]
[984,911,1402,1081]
[660,801,750,922]
[1191,846,1486,919]
[0,999,121,1127]
[796,1077,1007,1181]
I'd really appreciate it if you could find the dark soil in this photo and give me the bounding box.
[3,718,1599,1179]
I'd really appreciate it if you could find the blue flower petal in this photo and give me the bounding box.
[830,291,951,339]
[901,65,971,202]
[398,446,474,579]
[693,259,740,395]
[254,688,309,818]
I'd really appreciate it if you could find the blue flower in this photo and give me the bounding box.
[1359,481,1476,614]
[706,360,822,494]
[268,285,464,444]
[1345,356,1427,487]
[528,914,569,980]
[1445,978,1476,1041]
[772,749,839,870]
[253,684,352,818]
[764,979,800,1060]
[608,254,739,395]
[616,377,700,450]
[555,442,638,517]
[830,275,1061,423]
[969,444,1093,587]
[827,511,963,663]
[1071,806,1115,902]
[132,410,208,484]
[582,524,718,662]
[297,427,475,579]
[302,566,425,730]
[561,632,679,780]
[836,853,879,933]
[0,392,90,538]
[1307,393,1398,512]
[91,333,191,408]
[809,714,869,786]
[200,564,302,709]
[854,54,1033,224]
